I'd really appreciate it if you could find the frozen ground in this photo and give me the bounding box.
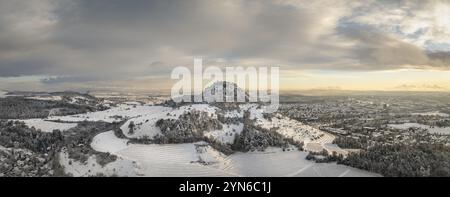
[219,148,378,177]
[120,104,218,138]
[59,148,139,177]
[47,104,165,123]
[116,143,233,177]
[411,111,449,117]
[245,104,344,154]
[20,119,77,133]
[26,96,62,101]
[82,130,379,177]
[389,123,450,135]
[260,115,324,144]
[205,123,244,144]
[91,131,129,154]
[16,101,376,177]
[88,131,233,176]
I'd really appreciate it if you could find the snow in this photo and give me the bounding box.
[48,104,170,123]
[59,148,139,177]
[114,143,234,177]
[389,123,450,135]
[223,110,243,118]
[67,96,97,105]
[119,106,172,138]
[99,99,114,107]
[75,130,378,177]
[44,100,377,176]
[117,143,204,164]
[412,111,449,117]
[45,103,219,139]
[121,104,218,138]
[20,119,77,133]
[259,116,324,144]
[195,142,228,164]
[89,131,233,176]
[218,148,378,177]
[205,123,243,144]
[174,104,218,118]
[0,91,8,98]
[26,96,62,101]
[91,131,129,154]
[203,81,247,103]
[238,104,347,155]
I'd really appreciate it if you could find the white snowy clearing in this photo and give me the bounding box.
[47,104,167,123]
[0,91,6,98]
[59,148,139,177]
[90,131,129,154]
[411,111,450,117]
[86,131,233,176]
[389,123,450,135]
[218,147,378,177]
[25,96,62,101]
[120,104,218,138]
[20,119,77,133]
[78,130,379,177]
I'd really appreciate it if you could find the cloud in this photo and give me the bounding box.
[337,27,436,70]
[0,0,359,76]
[0,0,449,91]
[346,0,450,51]
[428,51,450,68]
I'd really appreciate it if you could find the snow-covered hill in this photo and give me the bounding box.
[8,84,372,176]
[203,81,248,103]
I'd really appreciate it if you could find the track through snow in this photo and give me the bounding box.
[91,131,129,154]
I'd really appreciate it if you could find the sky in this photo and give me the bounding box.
[0,0,450,92]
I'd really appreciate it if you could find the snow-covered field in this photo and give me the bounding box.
[47,104,164,123]
[0,91,8,98]
[20,119,77,133]
[411,111,449,117]
[119,106,172,138]
[219,148,378,177]
[26,96,62,101]
[83,130,378,177]
[120,104,218,138]
[88,131,234,176]
[116,144,234,177]
[389,123,450,135]
[260,116,324,144]
[59,148,139,177]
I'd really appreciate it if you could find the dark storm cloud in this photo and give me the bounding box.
[337,26,450,70]
[1,0,337,79]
